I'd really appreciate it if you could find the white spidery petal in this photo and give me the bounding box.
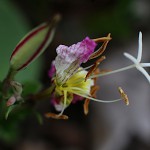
[137,31,142,62]
[123,52,138,64]
[136,66,150,83]
[123,32,150,84]
[141,63,150,67]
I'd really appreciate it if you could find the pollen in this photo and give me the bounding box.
[118,87,129,105]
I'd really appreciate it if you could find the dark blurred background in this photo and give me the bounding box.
[0,0,150,149]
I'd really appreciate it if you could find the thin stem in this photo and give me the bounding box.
[2,68,17,98]
[78,64,94,72]
[3,68,17,84]
[59,90,67,116]
[89,64,136,79]
[72,91,122,103]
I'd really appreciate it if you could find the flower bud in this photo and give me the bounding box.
[10,14,60,71]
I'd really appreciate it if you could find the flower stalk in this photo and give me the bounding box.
[2,69,17,98]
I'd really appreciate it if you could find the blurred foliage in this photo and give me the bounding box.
[0,84,42,143]
[84,0,133,38]
[0,99,39,143]
[22,81,42,96]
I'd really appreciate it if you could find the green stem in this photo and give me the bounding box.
[2,68,17,98]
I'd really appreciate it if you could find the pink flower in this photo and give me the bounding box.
[55,37,97,84]
[56,37,97,64]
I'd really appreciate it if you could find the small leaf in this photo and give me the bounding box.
[5,105,16,120]
[10,14,61,71]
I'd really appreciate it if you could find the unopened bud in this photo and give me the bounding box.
[10,14,60,71]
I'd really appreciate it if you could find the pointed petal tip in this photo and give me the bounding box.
[139,31,142,42]
[139,31,142,36]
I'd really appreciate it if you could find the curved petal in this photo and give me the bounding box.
[136,66,150,83]
[124,52,138,64]
[137,32,142,62]
[141,63,150,67]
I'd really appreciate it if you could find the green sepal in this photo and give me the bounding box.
[5,105,16,120]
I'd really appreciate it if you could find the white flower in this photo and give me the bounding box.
[124,32,150,83]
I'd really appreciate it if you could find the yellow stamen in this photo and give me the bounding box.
[90,33,111,59]
[91,85,99,98]
[85,56,106,81]
[118,87,129,105]
[92,33,111,43]
[45,112,69,119]
[84,99,90,115]
[83,85,99,115]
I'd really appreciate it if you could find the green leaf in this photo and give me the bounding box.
[5,105,16,120]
